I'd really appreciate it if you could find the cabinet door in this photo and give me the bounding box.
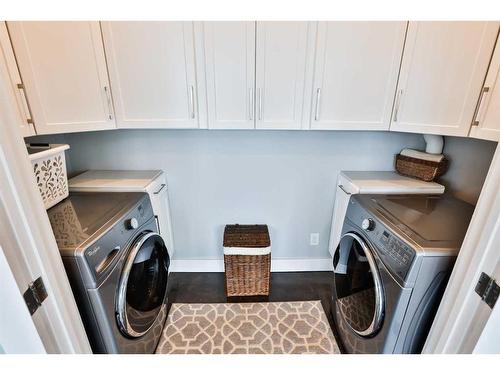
[203,22,255,129]
[0,22,35,137]
[7,22,115,135]
[311,22,406,131]
[102,22,200,129]
[391,22,499,137]
[255,22,314,130]
[470,35,500,142]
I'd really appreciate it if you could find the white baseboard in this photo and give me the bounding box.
[170,257,333,272]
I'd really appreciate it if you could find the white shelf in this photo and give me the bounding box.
[68,170,163,192]
[340,171,445,194]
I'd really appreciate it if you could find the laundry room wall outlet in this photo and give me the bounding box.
[310,233,320,246]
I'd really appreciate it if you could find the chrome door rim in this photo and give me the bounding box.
[335,232,385,337]
[116,231,168,338]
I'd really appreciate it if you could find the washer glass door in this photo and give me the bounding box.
[333,232,384,337]
[117,232,170,337]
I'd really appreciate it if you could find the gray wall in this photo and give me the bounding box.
[44,130,425,261]
[440,136,497,205]
[28,130,496,261]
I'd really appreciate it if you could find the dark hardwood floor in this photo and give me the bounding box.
[166,271,344,352]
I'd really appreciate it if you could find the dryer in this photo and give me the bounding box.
[332,194,474,353]
[47,192,170,353]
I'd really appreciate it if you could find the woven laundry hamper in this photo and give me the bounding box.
[223,224,271,297]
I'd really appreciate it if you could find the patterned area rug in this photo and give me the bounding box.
[155,300,340,354]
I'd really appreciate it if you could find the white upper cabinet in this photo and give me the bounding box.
[0,22,35,137]
[102,22,201,129]
[203,22,255,129]
[391,22,499,137]
[470,34,500,142]
[310,22,406,131]
[5,21,499,137]
[7,22,115,135]
[255,22,315,130]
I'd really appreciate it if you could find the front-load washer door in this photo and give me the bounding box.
[333,232,384,337]
[116,232,170,338]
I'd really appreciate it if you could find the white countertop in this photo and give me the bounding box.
[68,170,163,191]
[340,171,445,194]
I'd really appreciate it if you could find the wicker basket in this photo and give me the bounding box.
[395,154,448,182]
[223,224,271,297]
[26,143,70,209]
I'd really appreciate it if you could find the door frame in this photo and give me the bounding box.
[1,22,499,354]
[0,46,91,353]
[423,141,500,353]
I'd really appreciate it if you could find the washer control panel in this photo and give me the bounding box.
[378,230,415,279]
[345,196,417,282]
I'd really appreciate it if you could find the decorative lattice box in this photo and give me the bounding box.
[27,144,70,209]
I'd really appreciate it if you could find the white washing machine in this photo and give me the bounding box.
[69,170,174,258]
[329,171,445,257]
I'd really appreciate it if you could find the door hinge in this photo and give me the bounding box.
[23,276,48,315]
[475,272,499,309]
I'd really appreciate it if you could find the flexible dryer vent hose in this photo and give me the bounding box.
[423,134,444,155]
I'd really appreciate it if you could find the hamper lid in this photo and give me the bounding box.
[223,224,270,248]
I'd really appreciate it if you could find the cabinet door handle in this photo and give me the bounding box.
[104,86,113,120]
[472,86,490,126]
[249,87,254,120]
[314,88,321,121]
[338,185,351,195]
[153,184,166,195]
[17,83,34,124]
[258,88,263,121]
[393,89,403,122]
[189,85,195,119]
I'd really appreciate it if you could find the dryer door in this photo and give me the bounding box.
[333,232,384,337]
[116,232,170,338]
